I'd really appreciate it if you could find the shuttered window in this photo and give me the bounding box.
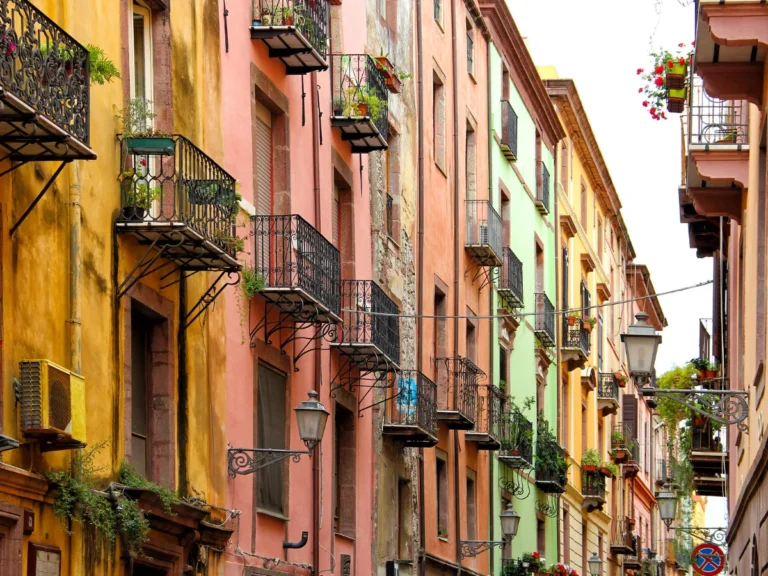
[332,184,340,248]
[256,364,286,515]
[622,393,638,446]
[254,101,272,216]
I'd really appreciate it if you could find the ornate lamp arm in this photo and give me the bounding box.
[460,539,508,559]
[666,526,727,546]
[642,388,749,431]
[228,447,311,478]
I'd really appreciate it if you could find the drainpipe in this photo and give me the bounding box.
[416,1,426,574]
[450,0,462,568]
[553,143,561,559]
[486,38,494,576]
[311,68,322,575]
[68,160,82,576]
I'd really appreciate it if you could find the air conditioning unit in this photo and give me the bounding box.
[19,360,86,443]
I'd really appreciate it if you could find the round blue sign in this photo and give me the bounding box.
[692,543,726,576]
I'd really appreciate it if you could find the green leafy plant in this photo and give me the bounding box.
[397,71,413,81]
[117,99,169,138]
[601,461,619,478]
[581,449,602,468]
[242,265,266,299]
[437,525,448,538]
[86,44,120,85]
[688,357,708,371]
[118,461,180,514]
[611,429,626,446]
[122,176,160,209]
[521,552,545,571]
[581,316,596,327]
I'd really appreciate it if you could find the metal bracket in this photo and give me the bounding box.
[642,388,750,432]
[10,160,69,235]
[182,270,241,329]
[535,493,560,518]
[499,464,533,500]
[666,526,727,546]
[116,232,184,299]
[459,539,508,559]
[227,447,310,479]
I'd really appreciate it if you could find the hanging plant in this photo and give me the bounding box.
[638,43,694,119]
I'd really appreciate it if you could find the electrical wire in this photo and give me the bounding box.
[341,279,713,320]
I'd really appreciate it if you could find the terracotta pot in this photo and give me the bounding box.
[385,75,403,94]
[697,369,707,379]
[374,55,396,80]
[693,415,708,427]
[600,466,613,477]
[583,323,593,333]
[617,380,626,388]
[357,102,369,117]
[283,15,294,25]
[568,316,577,326]
[705,369,717,379]
[582,464,597,472]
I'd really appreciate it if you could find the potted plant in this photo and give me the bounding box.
[582,316,596,333]
[279,6,295,25]
[689,357,709,379]
[117,99,175,155]
[121,168,159,221]
[386,71,410,94]
[616,374,628,388]
[667,87,687,114]
[705,361,718,379]
[637,43,693,120]
[522,552,544,573]
[581,449,601,472]
[438,525,448,539]
[600,461,619,478]
[374,49,396,81]
[568,315,578,326]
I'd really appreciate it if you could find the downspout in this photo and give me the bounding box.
[552,143,561,560]
[450,0,461,568]
[486,39,494,576]
[68,160,82,576]
[311,68,322,575]
[416,1,427,575]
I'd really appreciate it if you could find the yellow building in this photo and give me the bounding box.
[0,1,235,573]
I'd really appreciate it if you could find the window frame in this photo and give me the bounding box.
[129,3,154,105]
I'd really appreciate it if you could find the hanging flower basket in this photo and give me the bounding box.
[665,61,687,90]
[667,87,687,114]
[637,42,693,121]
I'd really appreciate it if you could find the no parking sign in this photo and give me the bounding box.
[692,543,726,576]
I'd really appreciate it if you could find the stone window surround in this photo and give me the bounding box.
[0,503,22,576]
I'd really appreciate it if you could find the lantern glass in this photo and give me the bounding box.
[500,503,520,540]
[657,487,678,525]
[621,312,662,377]
[294,390,330,448]
[588,553,603,576]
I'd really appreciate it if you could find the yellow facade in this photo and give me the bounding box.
[0,1,231,573]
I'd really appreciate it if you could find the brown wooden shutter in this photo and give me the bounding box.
[254,102,272,216]
[332,185,340,248]
[622,393,638,441]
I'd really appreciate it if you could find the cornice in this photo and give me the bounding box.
[463,0,491,41]
[627,264,668,329]
[478,0,565,150]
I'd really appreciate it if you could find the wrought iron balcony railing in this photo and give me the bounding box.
[251,214,341,322]
[331,54,388,152]
[611,423,631,463]
[383,370,438,446]
[499,405,533,468]
[250,0,329,74]
[535,425,567,493]
[335,279,400,370]
[116,135,241,272]
[498,247,524,309]
[465,200,503,267]
[434,356,483,429]
[536,161,550,214]
[466,385,505,450]
[562,316,590,357]
[597,373,620,415]
[582,469,606,502]
[534,293,556,347]
[689,76,748,146]
[500,101,518,161]
[656,458,669,487]
[0,0,93,161]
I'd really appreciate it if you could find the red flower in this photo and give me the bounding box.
[642,100,649,107]
[654,65,664,74]
[661,112,667,119]
[532,552,540,559]
[654,76,664,87]
[679,57,686,65]
[678,42,685,48]
[636,68,644,75]
[650,107,656,115]
[638,88,643,93]
[692,41,696,47]
[667,60,675,68]
[139,159,147,167]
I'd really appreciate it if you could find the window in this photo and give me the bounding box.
[466,469,477,540]
[598,314,603,370]
[129,3,153,103]
[581,402,587,454]
[502,64,510,100]
[436,451,449,537]
[466,123,476,199]
[333,403,356,536]
[537,518,546,556]
[466,20,474,76]
[385,132,399,240]
[130,309,152,478]
[562,376,569,450]
[433,72,446,173]
[598,420,604,459]
[434,288,447,364]
[562,247,569,310]
[580,180,588,230]
[598,534,604,576]
[499,345,508,390]
[597,217,603,261]
[255,101,273,217]
[561,141,569,196]
[535,242,544,293]
[466,311,477,364]
[593,192,597,228]
[398,480,411,559]
[563,506,570,562]
[333,184,340,247]
[434,0,442,25]
[257,364,287,515]
[386,194,394,238]
[582,521,589,576]
[502,497,512,559]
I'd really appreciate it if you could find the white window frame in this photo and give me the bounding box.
[129,3,154,108]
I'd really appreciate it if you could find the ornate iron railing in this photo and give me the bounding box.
[656,458,669,486]
[535,423,567,492]
[472,385,505,442]
[387,370,438,437]
[251,0,328,60]
[499,405,533,466]
[0,0,91,146]
[338,280,400,365]
[562,316,590,356]
[612,423,630,452]
[331,54,388,140]
[598,373,619,403]
[582,469,606,500]
[691,417,725,452]
[435,356,482,424]
[117,135,238,256]
[534,293,555,346]
[537,161,550,211]
[465,200,502,261]
[499,247,524,308]
[689,76,748,146]
[251,214,341,316]
[501,100,518,159]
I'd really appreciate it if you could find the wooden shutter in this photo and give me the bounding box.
[332,185,340,248]
[622,393,638,441]
[254,102,272,216]
[562,247,569,310]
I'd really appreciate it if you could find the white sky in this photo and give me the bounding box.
[506,0,726,528]
[506,0,713,375]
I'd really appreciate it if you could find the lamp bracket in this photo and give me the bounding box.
[644,389,749,431]
[459,539,508,558]
[667,526,727,546]
[227,447,311,478]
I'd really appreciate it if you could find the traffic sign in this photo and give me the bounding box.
[692,543,726,576]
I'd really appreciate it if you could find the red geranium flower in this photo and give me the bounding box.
[678,42,685,48]
[140,159,147,167]
[692,41,696,47]
[642,100,649,107]
[650,107,656,115]
[661,112,667,119]
[667,60,675,68]
[655,65,664,74]
[654,76,664,87]
[636,68,644,75]
[638,88,643,93]
[532,552,540,559]
[679,57,686,65]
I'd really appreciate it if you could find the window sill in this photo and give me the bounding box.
[435,18,444,33]
[468,70,477,84]
[387,235,400,251]
[438,536,449,543]
[257,508,289,522]
[435,160,448,178]
[335,532,356,542]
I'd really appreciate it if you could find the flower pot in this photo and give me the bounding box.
[357,102,369,117]
[665,62,687,90]
[121,206,147,221]
[705,369,717,379]
[617,380,626,388]
[667,88,687,114]
[612,449,629,463]
[374,55,396,80]
[582,323,593,334]
[511,448,520,456]
[385,75,403,94]
[600,466,613,477]
[283,15,294,25]
[126,137,176,156]
[582,464,597,472]
[693,415,708,427]
[697,369,707,379]
[568,316,577,326]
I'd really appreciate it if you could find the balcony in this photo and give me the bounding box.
[693,0,767,107]
[535,161,550,215]
[690,417,727,497]
[561,316,590,369]
[465,200,503,267]
[434,357,483,430]
[382,370,438,447]
[500,101,518,161]
[535,424,567,494]
[655,458,669,488]
[251,214,341,324]
[610,517,637,556]
[333,280,400,371]
[250,0,329,74]
[581,470,606,513]
[466,385,505,450]
[498,247,524,310]
[498,405,534,469]
[684,77,747,224]
[611,423,630,463]
[0,1,94,162]
[623,441,640,479]
[331,54,388,153]
[115,135,241,277]
[597,373,620,416]
[534,293,555,347]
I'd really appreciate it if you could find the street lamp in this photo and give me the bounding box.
[656,483,678,529]
[588,552,603,576]
[227,391,330,478]
[621,312,662,381]
[460,502,520,558]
